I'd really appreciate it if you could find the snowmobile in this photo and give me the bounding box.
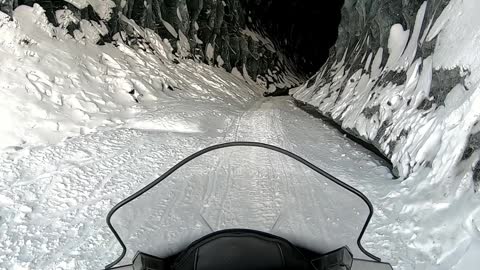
[103,142,393,270]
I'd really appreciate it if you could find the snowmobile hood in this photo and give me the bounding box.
[103,142,389,269]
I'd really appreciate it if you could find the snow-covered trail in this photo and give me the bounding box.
[231,97,397,261]
[0,97,396,270]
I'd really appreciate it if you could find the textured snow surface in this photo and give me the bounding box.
[292,1,480,269]
[0,4,258,151]
[0,96,397,270]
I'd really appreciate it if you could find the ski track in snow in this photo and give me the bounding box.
[0,97,398,270]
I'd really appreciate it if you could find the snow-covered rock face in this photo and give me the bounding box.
[293,0,480,189]
[1,0,324,90]
[293,2,480,267]
[0,4,260,150]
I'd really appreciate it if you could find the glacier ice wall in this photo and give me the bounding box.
[292,0,480,189]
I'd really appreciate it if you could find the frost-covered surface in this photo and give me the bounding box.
[293,0,480,269]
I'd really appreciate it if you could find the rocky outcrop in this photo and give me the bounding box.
[293,0,480,191]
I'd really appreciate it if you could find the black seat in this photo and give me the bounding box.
[172,229,312,270]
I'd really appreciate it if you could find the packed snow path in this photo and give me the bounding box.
[0,97,399,270]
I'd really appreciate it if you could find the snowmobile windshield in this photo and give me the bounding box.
[106,142,377,268]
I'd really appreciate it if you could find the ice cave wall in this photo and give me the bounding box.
[292,0,480,189]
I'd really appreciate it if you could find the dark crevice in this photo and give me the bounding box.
[243,0,344,76]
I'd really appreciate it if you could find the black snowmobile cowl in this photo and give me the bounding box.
[103,142,393,270]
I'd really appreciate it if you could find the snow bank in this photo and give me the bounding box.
[0,4,259,151]
[292,0,480,269]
